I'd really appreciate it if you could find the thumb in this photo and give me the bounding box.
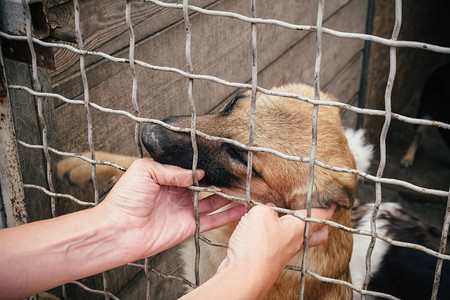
[132,159,205,187]
[280,205,336,238]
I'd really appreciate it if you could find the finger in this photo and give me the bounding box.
[199,205,246,232]
[308,225,329,247]
[134,159,205,187]
[249,203,278,217]
[310,204,336,221]
[264,203,281,217]
[307,205,336,232]
[280,214,306,235]
[280,204,336,235]
[198,194,233,214]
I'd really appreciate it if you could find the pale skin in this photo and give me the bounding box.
[181,204,335,300]
[0,159,334,300]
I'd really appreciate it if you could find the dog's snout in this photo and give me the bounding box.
[141,122,193,168]
[141,124,165,157]
[141,119,243,188]
[161,115,182,124]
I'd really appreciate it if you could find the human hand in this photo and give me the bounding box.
[216,204,335,297]
[98,159,246,259]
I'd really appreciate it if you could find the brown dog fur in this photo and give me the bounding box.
[57,83,356,299]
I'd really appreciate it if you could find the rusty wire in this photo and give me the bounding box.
[1,0,450,299]
[126,0,144,159]
[432,189,450,299]
[245,0,258,214]
[124,2,151,299]
[299,0,324,298]
[181,0,202,287]
[361,1,402,298]
[74,0,108,297]
[2,30,449,131]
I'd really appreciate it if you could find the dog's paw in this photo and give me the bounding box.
[56,152,136,186]
[400,154,414,168]
[56,154,100,186]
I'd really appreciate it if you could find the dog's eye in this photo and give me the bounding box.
[220,93,246,116]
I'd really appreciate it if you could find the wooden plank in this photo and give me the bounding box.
[324,53,363,129]
[323,53,363,104]
[257,0,366,96]
[4,59,59,222]
[0,58,27,228]
[210,0,365,123]
[51,0,350,101]
[54,0,355,155]
[48,0,216,88]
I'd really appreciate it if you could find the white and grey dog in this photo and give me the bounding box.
[345,129,449,300]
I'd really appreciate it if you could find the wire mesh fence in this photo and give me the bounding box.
[1,0,449,299]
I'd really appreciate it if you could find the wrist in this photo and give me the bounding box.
[181,261,269,300]
[91,203,140,263]
[218,259,276,299]
[59,206,131,273]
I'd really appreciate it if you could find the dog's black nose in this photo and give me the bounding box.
[141,123,164,157]
[141,122,193,168]
[141,119,240,187]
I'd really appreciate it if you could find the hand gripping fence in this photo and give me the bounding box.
[1,0,450,299]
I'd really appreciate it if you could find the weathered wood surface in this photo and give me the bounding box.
[4,59,58,223]
[52,0,364,157]
[48,0,216,86]
[256,0,365,100]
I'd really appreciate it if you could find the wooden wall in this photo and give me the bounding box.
[47,0,367,158]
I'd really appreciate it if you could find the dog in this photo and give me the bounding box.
[57,83,364,299]
[351,202,450,300]
[400,63,450,168]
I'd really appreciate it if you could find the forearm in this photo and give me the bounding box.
[0,205,132,299]
[180,263,278,300]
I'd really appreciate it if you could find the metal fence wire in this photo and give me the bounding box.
[1,0,450,299]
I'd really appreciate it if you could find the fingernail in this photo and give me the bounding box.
[197,169,205,179]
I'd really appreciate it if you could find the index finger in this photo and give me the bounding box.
[128,159,205,187]
[310,204,336,222]
[281,204,336,233]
